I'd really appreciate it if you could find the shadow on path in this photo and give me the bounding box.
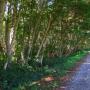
[65,54,90,90]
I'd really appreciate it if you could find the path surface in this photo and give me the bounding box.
[65,54,90,90]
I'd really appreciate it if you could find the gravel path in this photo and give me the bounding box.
[65,54,90,90]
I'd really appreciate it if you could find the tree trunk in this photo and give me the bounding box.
[4,2,20,69]
[4,18,12,70]
[0,0,6,49]
[35,16,52,59]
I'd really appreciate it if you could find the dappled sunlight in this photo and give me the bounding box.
[41,76,54,82]
[83,63,90,64]
[88,51,90,53]
[0,0,90,89]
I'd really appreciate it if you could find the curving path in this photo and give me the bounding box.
[65,54,90,90]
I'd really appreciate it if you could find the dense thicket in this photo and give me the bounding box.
[0,0,89,67]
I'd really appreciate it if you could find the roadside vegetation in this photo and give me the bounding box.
[0,0,90,90]
[0,50,88,90]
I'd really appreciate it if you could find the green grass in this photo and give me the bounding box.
[27,50,88,90]
[0,50,88,90]
[51,50,88,77]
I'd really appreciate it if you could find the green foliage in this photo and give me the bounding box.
[0,0,90,89]
[0,50,87,90]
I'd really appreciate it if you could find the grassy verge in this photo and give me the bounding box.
[43,50,88,77]
[31,50,88,90]
[0,50,88,90]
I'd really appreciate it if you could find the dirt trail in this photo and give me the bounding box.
[65,54,90,90]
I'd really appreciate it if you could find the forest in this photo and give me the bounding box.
[0,0,90,90]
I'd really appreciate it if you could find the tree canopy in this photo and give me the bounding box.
[0,0,90,89]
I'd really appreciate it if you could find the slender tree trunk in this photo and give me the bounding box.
[35,16,52,59]
[4,18,12,70]
[0,0,5,33]
[4,2,20,69]
[0,0,6,49]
